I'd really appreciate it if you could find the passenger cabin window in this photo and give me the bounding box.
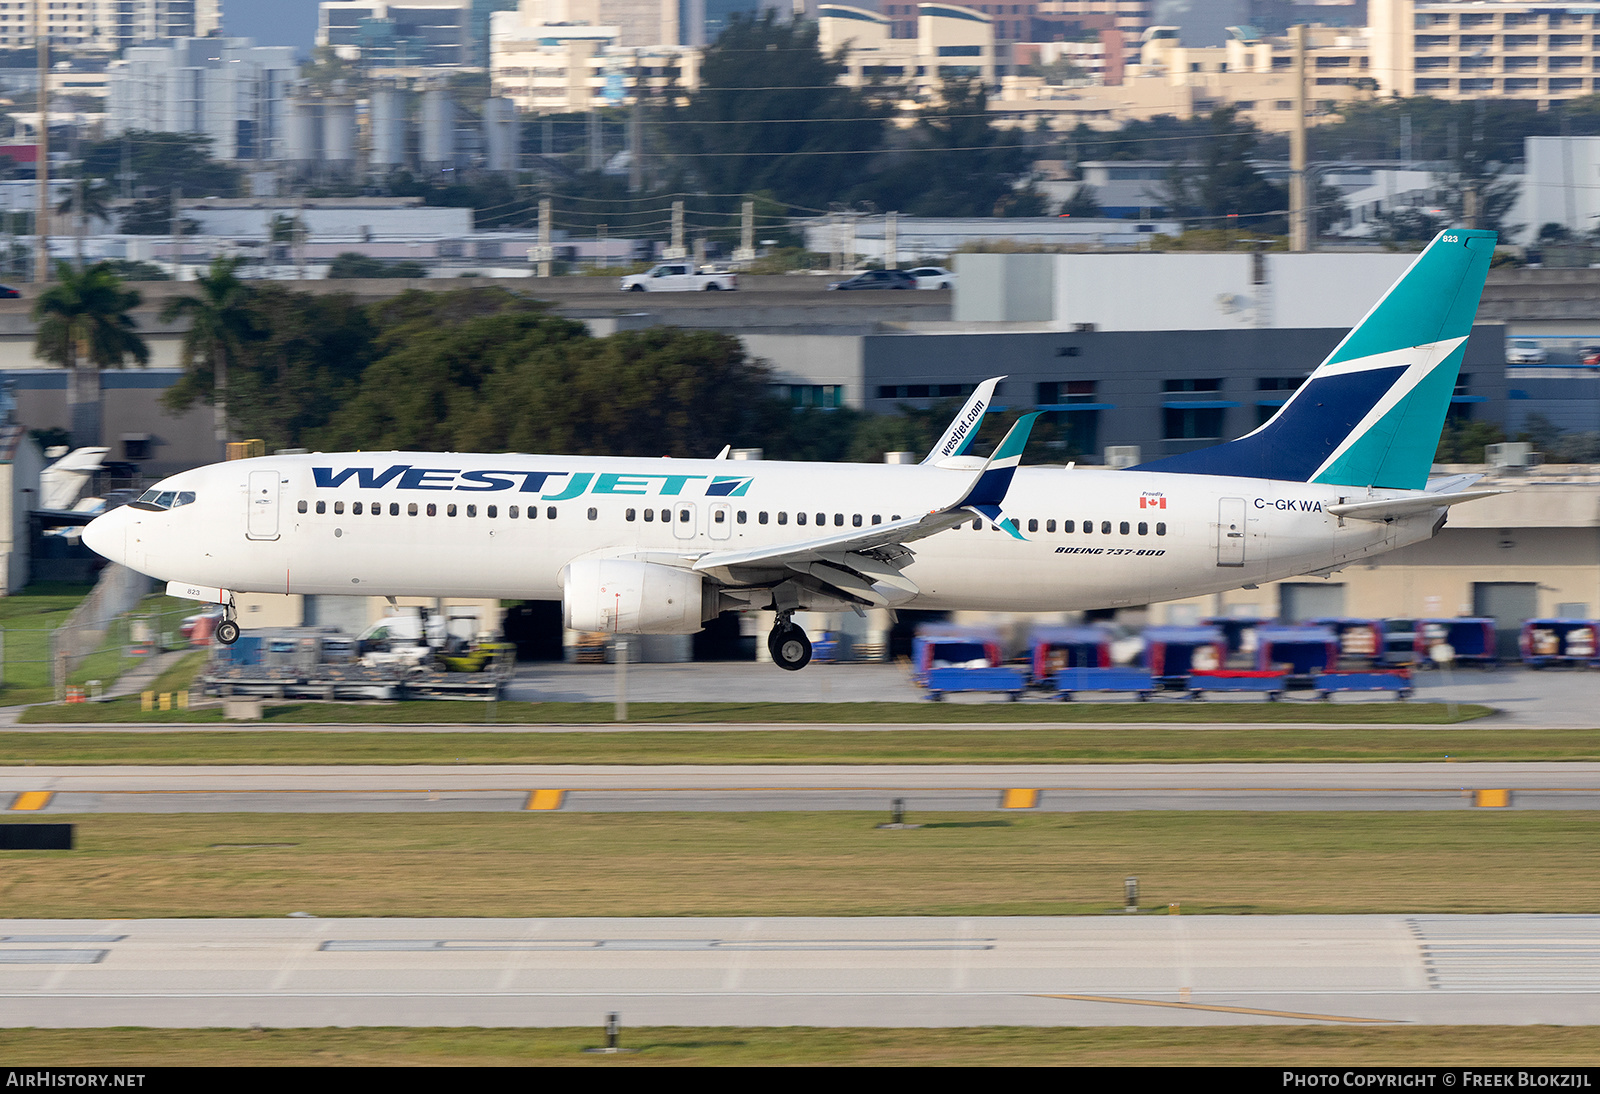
[1063,520,1073,532]
[408,503,418,516]
[737,511,747,524]
[467,505,477,518]
[778,512,788,525]
[1156,522,1167,536]
[1101,521,1112,534]
[333,502,344,515]
[547,507,557,519]
[714,509,726,524]
[1028,519,1038,532]
[1138,522,1148,535]
[510,506,520,518]
[643,509,654,522]
[588,508,598,520]
[447,504,458,517]
[852,514,862,527]
[297,500,307,514]
[426,503,437,517]
[487,505,497,518]
[390,503,400,516]
[316,501,326,515]
[1120,521,1130,535]
[353,502,363,515]
[797,513,808,526]
[759,512,769,524]
[626,509,637,521]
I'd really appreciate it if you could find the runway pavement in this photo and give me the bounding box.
[4,763,1598,813]
[2,914,1596,1027]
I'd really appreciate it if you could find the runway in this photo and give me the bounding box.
[3,914,1597,1028]
[4,763,1598,813]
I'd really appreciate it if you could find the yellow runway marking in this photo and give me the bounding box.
[1035,993,1399,1024]
[9,791,51,811]
[526,790,565,811]
[1475,789,1512,807]
[1001,788,1039,809]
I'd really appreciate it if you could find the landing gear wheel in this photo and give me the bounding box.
[768,624,812,671]
[215,619,240,646]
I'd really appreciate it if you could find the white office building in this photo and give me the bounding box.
[106,37,300,163]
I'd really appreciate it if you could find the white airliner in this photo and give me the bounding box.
[84,229,1503,670]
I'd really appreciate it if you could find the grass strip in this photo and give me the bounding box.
[3,812,1597,918]
[2,1026,1598,1066]
[0,726,1587,765]
[17,698,1495,725]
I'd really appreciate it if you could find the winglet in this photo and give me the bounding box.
[954,411,1041,539]
[922,376,1004,464]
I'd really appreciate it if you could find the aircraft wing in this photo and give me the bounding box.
[691,413,1042,606]
[1325,490,1505,522]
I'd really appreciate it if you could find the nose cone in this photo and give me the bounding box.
[81,509,122,564]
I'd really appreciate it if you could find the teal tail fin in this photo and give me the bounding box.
[1132,229,1497,490]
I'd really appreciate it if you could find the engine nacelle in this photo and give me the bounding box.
[561,557,711,635]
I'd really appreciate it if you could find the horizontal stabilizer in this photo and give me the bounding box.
[1325,490,1504,522]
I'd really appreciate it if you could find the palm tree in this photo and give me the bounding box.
[33,261,149,447]
[160,256,254,457]
[55,177,114,269]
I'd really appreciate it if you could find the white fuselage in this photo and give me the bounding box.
[88,452,1439,614]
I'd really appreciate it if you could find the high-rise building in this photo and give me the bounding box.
[0,0,222,53]
[1371,0,1600,103]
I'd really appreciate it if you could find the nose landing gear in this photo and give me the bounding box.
[767,616,812,671]
[214,599,240,646]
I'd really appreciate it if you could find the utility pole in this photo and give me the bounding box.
[733,200,754,266]
[169,186,181,280]
[885,211,898,270]
[1289,23,1309,253]
[586,107,601,172]
[533,196,552,277]
[628,79,643,193]
[665,199,685,259]
[33,0,49,283]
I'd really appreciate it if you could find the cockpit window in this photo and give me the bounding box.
[130,488,196,512]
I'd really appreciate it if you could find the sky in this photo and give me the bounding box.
[222,0,325,53]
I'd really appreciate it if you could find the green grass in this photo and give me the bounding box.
[1,1026,1598,1066]
[3,812,1597,918]
[17,697,1496,725]
[0,725,1584,766]
[0,585,198,704]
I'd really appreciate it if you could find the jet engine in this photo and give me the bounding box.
[561,557,714,635]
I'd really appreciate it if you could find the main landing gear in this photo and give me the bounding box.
[767,616,812,671]
[214,600,240,646]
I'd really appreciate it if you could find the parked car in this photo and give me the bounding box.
[827,269,917,290]
[1580,345,1600,366]
[905,266,955,290]
[1507,339,1549,365]
[0,285,19,299]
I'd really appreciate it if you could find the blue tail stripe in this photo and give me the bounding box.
[1132,365,1406,480]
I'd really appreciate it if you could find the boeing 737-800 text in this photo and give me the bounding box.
[83,229,1503,670]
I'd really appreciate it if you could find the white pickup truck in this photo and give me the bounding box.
[620,263,738,292]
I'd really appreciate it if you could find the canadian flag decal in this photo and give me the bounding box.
[1139,496,1167,509]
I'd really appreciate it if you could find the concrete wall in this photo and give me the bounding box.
[952,253,1056,323]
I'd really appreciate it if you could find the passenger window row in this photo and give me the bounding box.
[978,518,1168,536]
[298,500,558,519]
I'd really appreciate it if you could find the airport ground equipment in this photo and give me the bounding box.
[1382,618,1419,665]
[1052,666,1156,701]
[910,625,1006,687]
[1415,618,1499,668]
[1202,615,1275,667]
[202,627,511,700]
[1309,617,1386,668]
[1255,625,1341,685]
[1028,624,1112,684]
[1187,669,1287,701]
[1142,625,1226,687]
[1312,670,1413,699]
[924,664,1027,701]
[1520,618,1600,668]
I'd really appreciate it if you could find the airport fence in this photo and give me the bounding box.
[0,567,195,704]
